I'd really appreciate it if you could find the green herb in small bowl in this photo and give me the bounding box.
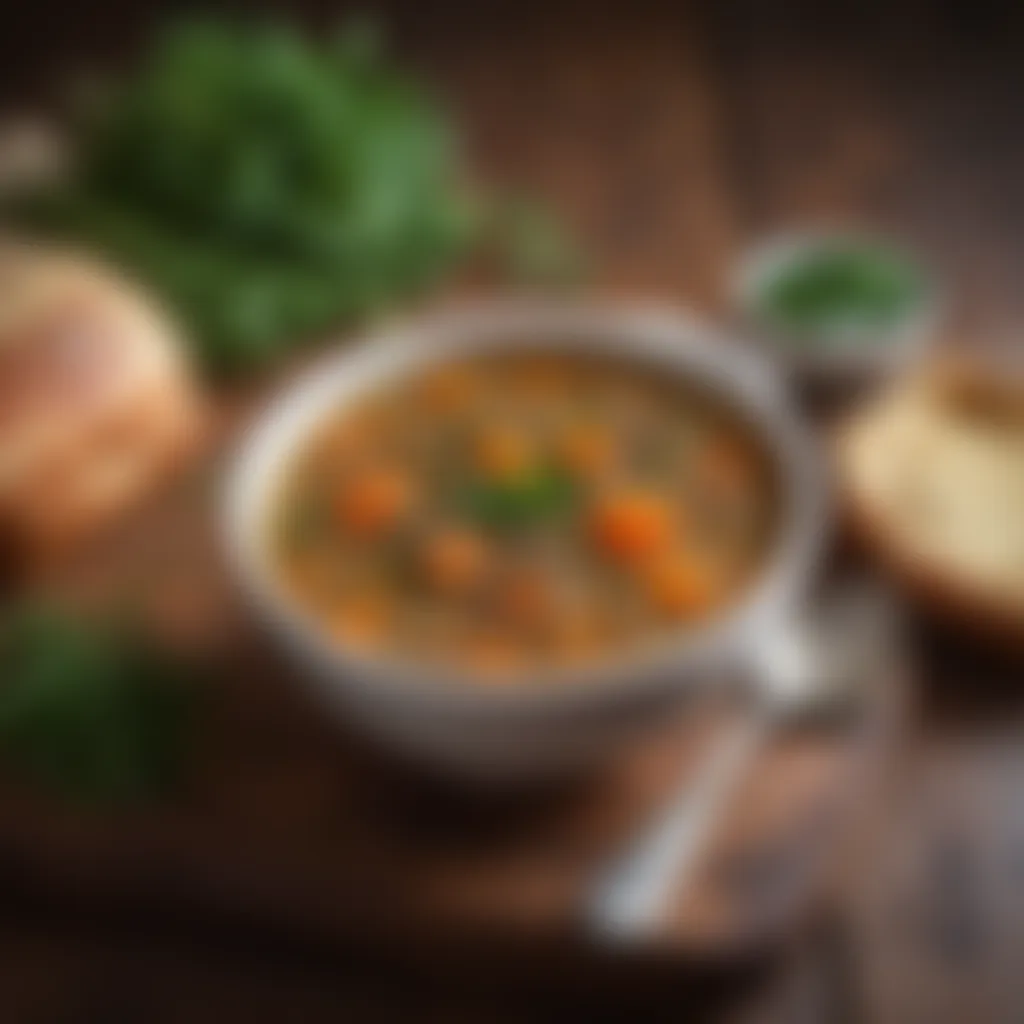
[735,232,938,385]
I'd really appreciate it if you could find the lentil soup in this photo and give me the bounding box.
[271,353,778,680]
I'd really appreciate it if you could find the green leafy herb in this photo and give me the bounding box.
[0,606,197,803]
[461,468,576,531]
[12,19,473,374]
[758,242,926,342]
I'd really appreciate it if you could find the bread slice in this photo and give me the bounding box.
[837,361,1024,646]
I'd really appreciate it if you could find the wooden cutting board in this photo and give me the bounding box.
[0,369,907,968]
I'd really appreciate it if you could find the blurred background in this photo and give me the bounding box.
[1,1,1024,1021]
[4,0,1024,325]
[5,0,1024,324]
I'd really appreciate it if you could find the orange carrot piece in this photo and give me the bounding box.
[589,491,675,562]
[334,466,415,536]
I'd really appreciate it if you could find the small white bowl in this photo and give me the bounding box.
[733,231,940,390]
[223,301,829,780]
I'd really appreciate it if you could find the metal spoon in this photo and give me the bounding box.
[586,582,897,943]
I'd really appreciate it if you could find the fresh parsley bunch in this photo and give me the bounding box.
[19,20,473,373]
[0,607,197,803]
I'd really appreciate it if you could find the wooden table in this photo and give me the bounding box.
[5,2,1024,1021]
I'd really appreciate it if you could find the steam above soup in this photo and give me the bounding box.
[271,353,777,680]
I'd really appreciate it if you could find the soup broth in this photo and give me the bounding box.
[272,353,777,680]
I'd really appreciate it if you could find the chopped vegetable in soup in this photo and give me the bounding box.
[272,354,776,680]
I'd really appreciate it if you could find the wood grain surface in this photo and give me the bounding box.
[19,359,904,955]
[4,2,1024,1022]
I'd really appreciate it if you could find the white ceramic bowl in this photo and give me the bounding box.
[224,302,829,779]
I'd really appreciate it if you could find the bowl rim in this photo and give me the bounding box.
[223,299,830,720]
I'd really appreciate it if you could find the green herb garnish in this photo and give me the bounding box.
[757,241,926,342]
[461,468,576,531]
[0,607,197,803]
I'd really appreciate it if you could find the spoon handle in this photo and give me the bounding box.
[586,713,766,942]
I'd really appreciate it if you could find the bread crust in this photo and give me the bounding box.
[836,367,1024,649]
[0,242,204,570]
